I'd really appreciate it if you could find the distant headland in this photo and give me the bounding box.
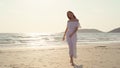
[77,27,120,33]
[78,29,103,33]
[58,27,120,34]
[108,27,120,33]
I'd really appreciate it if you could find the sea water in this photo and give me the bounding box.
[0,33,120,47]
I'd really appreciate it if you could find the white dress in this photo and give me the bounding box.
[66,21,80,58]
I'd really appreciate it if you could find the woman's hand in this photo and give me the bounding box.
[62,36,65,41]
[63,27,68,41]
[69,34,73,38]
[69,27,78,38]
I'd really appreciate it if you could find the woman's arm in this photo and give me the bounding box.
[63,27,68,41]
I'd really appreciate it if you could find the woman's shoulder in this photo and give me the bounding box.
[68,19,79,22]
[72,19,79,22]
[74,19,79,21]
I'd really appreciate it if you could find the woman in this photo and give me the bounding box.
[63,11,80,66]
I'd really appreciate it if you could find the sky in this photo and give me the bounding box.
[0,0,120,33]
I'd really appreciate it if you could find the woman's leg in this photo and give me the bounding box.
[67,38,75,66]
[70,56,74,66]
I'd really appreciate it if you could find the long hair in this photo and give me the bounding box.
[67,11,77,20]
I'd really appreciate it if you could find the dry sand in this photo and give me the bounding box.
[0,43,120,68]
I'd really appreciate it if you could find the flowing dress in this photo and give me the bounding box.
[66,21,80,58]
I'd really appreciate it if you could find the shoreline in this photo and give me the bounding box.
[0,42,120,49]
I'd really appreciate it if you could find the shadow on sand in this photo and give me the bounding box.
[73,64,83,68]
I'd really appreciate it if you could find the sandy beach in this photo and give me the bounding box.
[0,43,120,68]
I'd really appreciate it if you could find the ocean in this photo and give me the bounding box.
[0,33,120,47]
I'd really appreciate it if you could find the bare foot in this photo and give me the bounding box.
[71,63,75,66]
[70,60,72,63]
